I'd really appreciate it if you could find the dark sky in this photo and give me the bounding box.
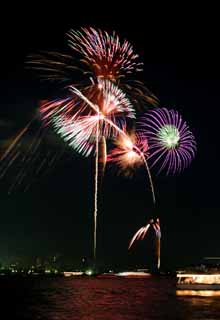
[0,5,219,269]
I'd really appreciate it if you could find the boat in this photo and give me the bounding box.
[176,273,220,290]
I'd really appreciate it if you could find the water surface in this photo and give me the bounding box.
[1,276,220,319]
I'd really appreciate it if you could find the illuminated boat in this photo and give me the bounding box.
[176,273,220,290]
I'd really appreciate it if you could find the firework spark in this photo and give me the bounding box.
[27,51,83,84]
[39,80,136,260]
[129,218,161,269]
[41,80,135,157]
[107,131,155,204]
[27,27,158,111]
[67,27,143,80]
[108,131,148,174]
[0,119,65,193]
[67,27,158,108]
[9,28,197,267]
[140,108,197,174]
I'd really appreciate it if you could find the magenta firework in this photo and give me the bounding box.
[40,80,135,157]
[67,27,143,80]
[27,27,158,110]
[140,108,196,174]
[0,26,197,264]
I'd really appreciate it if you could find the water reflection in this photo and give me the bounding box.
[176,290,220,297]
[2,277,220,319]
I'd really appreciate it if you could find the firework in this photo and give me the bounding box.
[67,27,158,108]
[27,27,143,89]
[140,108,196,174]
[129,218,161,269]
[34,30,140,260]
[40,80,136,260]
[41,80,135,157]
[67,27,143,80]
[28,27,142,82]
[0,118,64,193]
[27,27,158,111]
[27,50,83,84]
[108,131,148,173]
[128,224,151,249]
[152,218,161,269]
[8,27,196,266]
[107,130,155,204]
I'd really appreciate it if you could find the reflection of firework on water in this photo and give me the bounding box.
[140,108,197,174]
[129,218,161,269]
[41,80,135,157]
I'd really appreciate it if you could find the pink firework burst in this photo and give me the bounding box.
[40,80,135,156]
[67,27,143,81]
[27,27,158,110]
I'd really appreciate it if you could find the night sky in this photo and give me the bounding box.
[0,5,219,269]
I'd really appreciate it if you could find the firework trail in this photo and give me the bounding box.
[94,121,99,260]
[0,117,65,193]
[40,81,136,260]
[152,218,161,269]
[129,218,161,269]
[66,83,135,260]
[67,26,159,200]
[40,80,135,156]
[67,27,158,108]
[140,108,196,174]
[27,29,158,258]
[27,27,158,208]
[107,131,156,204]
[128,224,151,249]
[27,27,158,110]
[27,51,82,83]
[0,120,33,162]
[1,27,198,269]
[98,136,107,178]
[127,108,196,269]
[0,119,40,191]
